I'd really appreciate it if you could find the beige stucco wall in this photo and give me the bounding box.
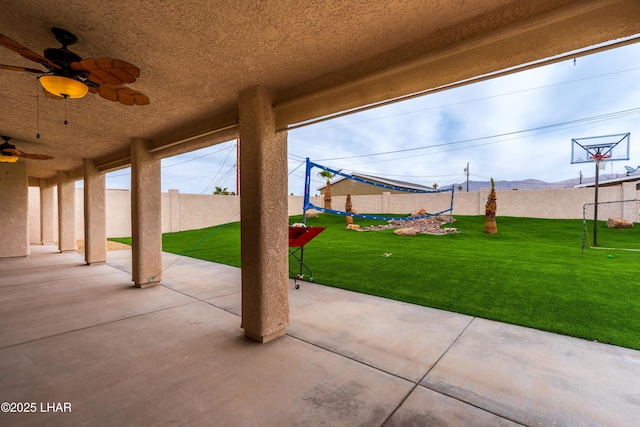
[296,187,638,220]
[388,192,456,216]
[160,191,171,237]
[179,194,241,231]
[475,187,624,219]
[33,187,288,244]
[26,185,640,241]
[106,189,133,238]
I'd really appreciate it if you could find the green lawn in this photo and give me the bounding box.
[111,214,640,350]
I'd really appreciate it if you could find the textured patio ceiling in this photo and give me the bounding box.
[0,0,639,180]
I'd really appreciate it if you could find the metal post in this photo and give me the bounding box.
[593,160,600,246]
[299,158,312,281]
[466,162,469,192]
[449,186,454,228]
[581,205,586,254]
[302,158,312,223]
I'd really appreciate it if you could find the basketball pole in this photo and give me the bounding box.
[593,159,600,247]
[572,133,630,250]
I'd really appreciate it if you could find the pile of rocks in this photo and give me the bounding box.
[606,217,634,229]
[358,215,457,236]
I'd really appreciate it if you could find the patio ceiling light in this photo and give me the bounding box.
[39,76,88,98]
[0,154,18,163]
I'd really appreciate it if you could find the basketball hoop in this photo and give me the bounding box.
[571,133,631,248]
[589,154,610,163]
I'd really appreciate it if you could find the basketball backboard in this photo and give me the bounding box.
[571,133,630,164]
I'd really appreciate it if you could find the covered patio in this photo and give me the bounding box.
[2,0,640,341]
[2,1,640,424]
[1,246,639,425]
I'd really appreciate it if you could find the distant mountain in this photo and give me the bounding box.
[451,174,626,192]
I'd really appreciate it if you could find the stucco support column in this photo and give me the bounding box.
[57,171,77,252]
[39,181,55,245]
[131,138,162,288]
[0,162,29,258]
[239,85,289,343]
[83,159,107,265]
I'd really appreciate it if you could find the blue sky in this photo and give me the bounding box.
[104,40,640,195]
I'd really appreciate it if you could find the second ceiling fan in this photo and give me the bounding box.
[0,135,53,163]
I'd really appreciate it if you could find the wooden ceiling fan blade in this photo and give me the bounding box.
[131,92,150,105]
[24,153,54,160]
[117,92,135,105]
[96,85,119,102]
[5,148,53,160]
[0,63,46,74]
[0,34,60,70]
[3,148,25,157]
[73,57,140,84]
[98,84,150,105]
[86,73,106,85]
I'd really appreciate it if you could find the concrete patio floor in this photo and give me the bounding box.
[1,246,639,426]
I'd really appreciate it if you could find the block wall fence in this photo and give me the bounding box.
[27,182,639,243]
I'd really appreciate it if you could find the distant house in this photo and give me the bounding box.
[573,175,640,189]
[318,172,434,196]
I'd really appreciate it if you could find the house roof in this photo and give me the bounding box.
[573,174,640,188]
[318,172,435,192]
[354,172,437,192]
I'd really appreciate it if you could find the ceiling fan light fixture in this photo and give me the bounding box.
[0,154,19,163]
[39,75,88,98]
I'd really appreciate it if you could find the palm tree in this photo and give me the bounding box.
[345,193,353,225]
[319,169,337,210]
[213,186,234,195]
[484,177,498,234]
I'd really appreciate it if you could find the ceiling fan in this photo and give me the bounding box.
[0,27,149,105]
[0,135,54,163]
